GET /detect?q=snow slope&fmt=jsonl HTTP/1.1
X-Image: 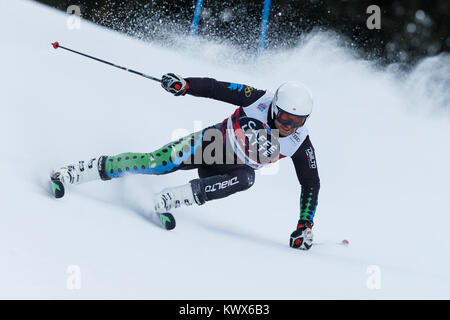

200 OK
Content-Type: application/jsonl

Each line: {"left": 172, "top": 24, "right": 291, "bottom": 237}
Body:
{"left": 1, "top": 0, "right": 449, "bottom": 299}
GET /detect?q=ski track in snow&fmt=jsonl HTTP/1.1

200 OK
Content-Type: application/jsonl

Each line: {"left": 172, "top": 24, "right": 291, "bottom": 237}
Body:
{"left": 0, "top": 0, "right": 449, "bottom": 299}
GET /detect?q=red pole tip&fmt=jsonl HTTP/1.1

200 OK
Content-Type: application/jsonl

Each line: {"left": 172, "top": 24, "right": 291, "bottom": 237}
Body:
{"left": 52, "top": 42, "right": 59, "bottom": 49}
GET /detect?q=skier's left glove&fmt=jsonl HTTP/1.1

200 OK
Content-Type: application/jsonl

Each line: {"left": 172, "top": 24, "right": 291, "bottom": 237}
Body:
{"left": 161, "top": 73, "right": 189, "bottom": 96}
{"left": 289, "top": 220, "right": 313, "bottom": 250}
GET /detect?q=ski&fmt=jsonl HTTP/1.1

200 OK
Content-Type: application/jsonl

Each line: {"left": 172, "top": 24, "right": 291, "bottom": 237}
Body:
{"left": 157, "top": 212, "right": 176, "bottom": 230}
{"left": 50, "top": 173, "right": 65, "bottom": 199}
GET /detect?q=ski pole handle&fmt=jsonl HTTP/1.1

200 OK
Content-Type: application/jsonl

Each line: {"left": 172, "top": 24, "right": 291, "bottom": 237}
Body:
{"left": 51, "top": 42, "right": 161, "bottom": 83}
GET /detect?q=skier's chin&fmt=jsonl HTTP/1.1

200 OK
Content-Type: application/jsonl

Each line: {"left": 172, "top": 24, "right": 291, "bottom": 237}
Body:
{"left": 275, "top": 121, "right": 296, "bottom": 137}
{"left": 280, "top": 129, "right": 294, "bottom": 137}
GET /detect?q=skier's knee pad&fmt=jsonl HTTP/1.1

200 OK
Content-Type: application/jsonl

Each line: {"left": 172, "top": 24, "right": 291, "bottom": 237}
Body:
{"left": 198, "top": 165, "right": 255, "bottom": 188}
{"left": 191, "top": 166, "right": 255, "bottom": 202}
{"left": 234, "top": 166, "right": 255, "bottom": 191}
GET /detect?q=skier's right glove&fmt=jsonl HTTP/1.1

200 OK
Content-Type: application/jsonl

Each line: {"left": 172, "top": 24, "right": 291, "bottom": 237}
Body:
{"left": 289, "top": 220, "right": 313, "bottom": 250}
{"left": 161, "top": 73, "right": 189, "bottom": 96}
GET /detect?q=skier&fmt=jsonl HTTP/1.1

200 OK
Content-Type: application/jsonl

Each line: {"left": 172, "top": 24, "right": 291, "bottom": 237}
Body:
{"left": 51, "top": 74, "right": 320, "bottom": 250}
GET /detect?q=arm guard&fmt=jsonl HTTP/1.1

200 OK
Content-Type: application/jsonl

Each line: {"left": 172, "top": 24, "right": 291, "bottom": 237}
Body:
{"left": 185, "top": 77, "right": 266, "bottom": 107}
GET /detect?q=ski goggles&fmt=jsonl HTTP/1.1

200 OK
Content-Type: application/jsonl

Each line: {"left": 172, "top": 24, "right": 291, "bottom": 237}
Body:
{"left": 275, "top": 108, "right": 308, "bottom": 128}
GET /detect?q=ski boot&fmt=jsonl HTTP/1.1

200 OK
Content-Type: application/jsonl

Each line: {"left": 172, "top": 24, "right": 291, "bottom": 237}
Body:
{"left": 154, "top": 180, "right": 205, "bottom": 213}
{"left": 50, "top": 157, "right": 105, "bottom": 198}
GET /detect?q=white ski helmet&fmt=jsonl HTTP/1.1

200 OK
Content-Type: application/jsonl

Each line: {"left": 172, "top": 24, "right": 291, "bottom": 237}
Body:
{"left": 271, "top": 81, "right": 314, "bottom": 119}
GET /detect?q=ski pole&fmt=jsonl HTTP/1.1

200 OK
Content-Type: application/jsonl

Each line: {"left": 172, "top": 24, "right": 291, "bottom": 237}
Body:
{"left": 51, "top": 42, "right": 161, "bottom": 82}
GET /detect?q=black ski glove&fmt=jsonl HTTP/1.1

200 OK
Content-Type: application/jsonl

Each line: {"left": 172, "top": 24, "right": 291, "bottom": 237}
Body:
{"left": 161, "top": 73, "right": 189, "bottom": 96}
{"left": 289, "top": 220, "right": 314, "bottom": 250}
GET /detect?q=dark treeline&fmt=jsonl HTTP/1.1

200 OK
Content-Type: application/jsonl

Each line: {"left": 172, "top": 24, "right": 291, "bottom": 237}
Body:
{"left": 35, "top": 0, "right": 449, "bottom": 63}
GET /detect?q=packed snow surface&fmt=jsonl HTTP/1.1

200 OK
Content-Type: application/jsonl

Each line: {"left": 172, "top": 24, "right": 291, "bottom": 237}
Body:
{"left": 0, "top": 0, "right": 449, "bottom": 299}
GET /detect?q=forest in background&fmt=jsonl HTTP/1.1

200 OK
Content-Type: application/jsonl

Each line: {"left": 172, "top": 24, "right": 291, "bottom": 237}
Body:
{"left": 34, "top": 0, "right": 450, "bottom": 63}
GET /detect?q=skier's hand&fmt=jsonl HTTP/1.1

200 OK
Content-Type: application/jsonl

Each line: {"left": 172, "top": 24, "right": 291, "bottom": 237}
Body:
{"left": 161, "top": 73, "right": 189, "bottom": 96}
{"left": 289, "top": 220, "right": 313, "bottom": 250}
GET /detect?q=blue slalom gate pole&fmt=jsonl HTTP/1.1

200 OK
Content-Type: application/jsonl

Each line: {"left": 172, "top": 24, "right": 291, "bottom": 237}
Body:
{"left": 190, "top": 0, "right": 204, "bottom": 36}
{"left": 257, "top": 0, "right": 271, "bottom": 57}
